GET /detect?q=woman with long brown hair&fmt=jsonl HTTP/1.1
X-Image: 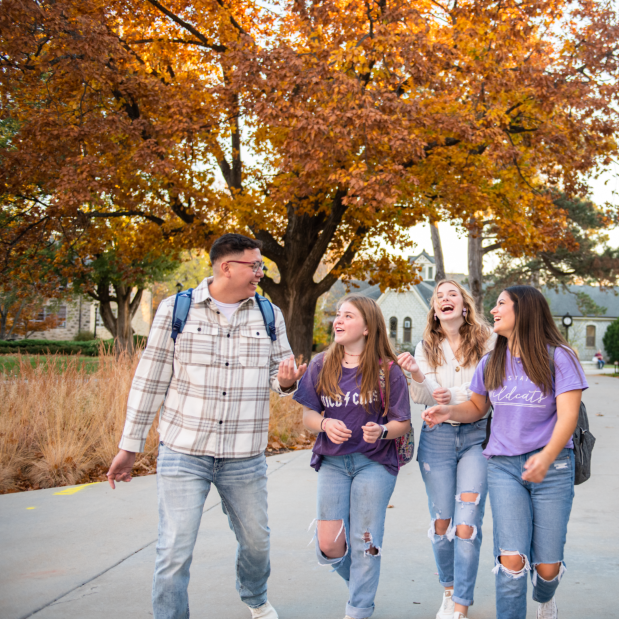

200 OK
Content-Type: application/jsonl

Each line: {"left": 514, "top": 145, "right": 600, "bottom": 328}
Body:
{"left": 294, "top": 295, "right": 411, "bottom": 619}
{"left": 423, "top": 286, "right": 588, "bottom": 619}
{"left": 397, "top": 279, "right": 494, "bottom": 619}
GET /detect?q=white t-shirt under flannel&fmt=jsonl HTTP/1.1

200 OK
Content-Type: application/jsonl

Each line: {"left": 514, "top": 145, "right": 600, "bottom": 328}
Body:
{"left": 119, "top": 277, "right": 296, "bottom": 458}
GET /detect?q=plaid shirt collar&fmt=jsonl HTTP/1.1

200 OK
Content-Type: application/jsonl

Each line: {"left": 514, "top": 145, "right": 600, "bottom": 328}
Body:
{"left": 193, "top": 276, "right": 257, "bottom": 310}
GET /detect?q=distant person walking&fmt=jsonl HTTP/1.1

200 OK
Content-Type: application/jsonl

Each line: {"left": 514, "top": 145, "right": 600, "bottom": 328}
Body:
{"left": 424, "top": 286, "right": 587, "bottom": 619}
{"left": 295, "top": 295, "right": 412, "bottom": 619}
{"left": 106, "top": 233, "right": 306, "bottom": 619}
{"left": 397, "top": 280, "right": 494, "bottom": 619}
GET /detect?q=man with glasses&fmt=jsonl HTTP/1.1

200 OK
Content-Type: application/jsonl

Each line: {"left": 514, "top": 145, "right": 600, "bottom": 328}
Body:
{"left": 107, "top": 233, "right": 307, "bottom": 619}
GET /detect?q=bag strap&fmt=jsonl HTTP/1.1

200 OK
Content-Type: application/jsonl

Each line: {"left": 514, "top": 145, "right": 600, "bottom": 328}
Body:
{"left": 171, "top": 288, "right": 194, "bottom": 342}
{"left": 255, "top": 293, "right": 277, "bottom": 342}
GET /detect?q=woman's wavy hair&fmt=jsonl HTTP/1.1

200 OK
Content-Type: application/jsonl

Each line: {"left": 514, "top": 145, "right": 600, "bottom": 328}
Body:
{"left": 423, "top": 279, "right": 492, "bottom": 370}
{"left": 485, "top": 286, "right": 580, "bottom": 395}
{"left": 316, "top": 294, "right": 398, "bottom": 416}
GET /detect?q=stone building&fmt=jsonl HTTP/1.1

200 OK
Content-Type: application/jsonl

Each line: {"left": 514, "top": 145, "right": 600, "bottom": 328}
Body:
{"left": 21, "top": 291, "right": 153, "bottom": 341}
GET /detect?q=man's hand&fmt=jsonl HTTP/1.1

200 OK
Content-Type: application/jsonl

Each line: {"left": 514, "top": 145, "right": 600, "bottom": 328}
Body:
{"left": 432, "top": 388, "right": 452, "bottom": 405}
{"left": 362, "top": 421, "right": 383, "bottom": 444}
{"left": 277, "top": 354, "right": 307, "bottom": 390}
{"left": 107, "top": 450, "right": 137, "bottom": 489}
{"left": 522, "top": 451, "right": 553, "bottom": 483}
{"left": 422, "top": 405, "right": 451, "bottom": 428}
{"left": 323, "top": 418, "right": 352, "bottom": 444}
{"left": 397, "top": 352, "right": 420, "bottom": 375}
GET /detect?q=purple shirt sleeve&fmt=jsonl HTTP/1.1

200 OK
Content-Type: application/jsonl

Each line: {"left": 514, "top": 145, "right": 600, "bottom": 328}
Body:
{"left": 553, "top": 346, "right": 588, "bottom": 395}
{"left": 293, "top": 355, "right": 324, "bottom": 412}
{"left": 469, "top": 355, "right": 489, "bottom": 397}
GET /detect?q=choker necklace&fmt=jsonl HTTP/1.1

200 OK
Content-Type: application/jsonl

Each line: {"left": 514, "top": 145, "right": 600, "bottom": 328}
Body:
{"left": 343, "top": 350, "right": 361, "bottom": 365}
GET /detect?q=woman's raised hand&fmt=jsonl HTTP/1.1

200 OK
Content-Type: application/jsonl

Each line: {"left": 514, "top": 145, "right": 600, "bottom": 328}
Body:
{"left": 323, "top": 418, "right": 353, "bottom": 444}
{"left": 422, "top": 405, "right": 451, "bottom": 428}
{"left": 432, "top": 387, "right": 452, "bottom": 405}
{"left": 397, "top": 352, "right": 420, "bottom": 375}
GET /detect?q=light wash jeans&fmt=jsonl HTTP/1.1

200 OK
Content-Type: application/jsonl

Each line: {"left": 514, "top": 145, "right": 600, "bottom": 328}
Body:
{"left": 315, "top": 453, "right": 397, "bottom": 619}
{"left": 152, "top": 443, "right": 270, "bottom": 619}
{"left": 488, "top": 447, "right": 575, "bottom": 619}
{"left": 417, "top": 419, "right": 488, "bottom": 607}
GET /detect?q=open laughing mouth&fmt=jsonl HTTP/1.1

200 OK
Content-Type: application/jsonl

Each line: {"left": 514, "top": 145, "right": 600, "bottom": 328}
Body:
{"left": 440, "top": 303, "right": 454, "bottom": 315}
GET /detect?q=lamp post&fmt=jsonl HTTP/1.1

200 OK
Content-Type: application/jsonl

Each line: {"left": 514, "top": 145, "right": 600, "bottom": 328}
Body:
{"left": 562, "top": 313, "right": 573, "bottom": 343}
{"left": 93, "top": 302, "right": 99, "bottom": 338}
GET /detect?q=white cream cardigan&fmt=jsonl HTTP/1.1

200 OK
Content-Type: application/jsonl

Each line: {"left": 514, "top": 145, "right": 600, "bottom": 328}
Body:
{"left": 409, "top": 337, "right": 495, "bottom": 418}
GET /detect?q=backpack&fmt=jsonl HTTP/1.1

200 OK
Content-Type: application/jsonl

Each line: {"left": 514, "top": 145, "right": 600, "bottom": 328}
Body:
{"left": 378, "top": 362, "right": 415, "bottom": 467}
{"left": 481, "top": 346, "right": 594, "bottom": 485}
{"left": 170, "top": 289, "right": 277, "bottom": 342}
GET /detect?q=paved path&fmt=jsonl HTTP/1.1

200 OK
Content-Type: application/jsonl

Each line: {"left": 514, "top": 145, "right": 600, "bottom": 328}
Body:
{"left": 1, "top": 376, "right": 617, "bottom": 619}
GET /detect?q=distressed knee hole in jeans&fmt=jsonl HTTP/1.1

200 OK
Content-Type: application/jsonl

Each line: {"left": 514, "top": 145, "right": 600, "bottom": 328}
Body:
{"left": 453, "top": 523, "right": 477, "bottom": 541}
{"left": 532, "top": 562, "right": 566, "bottom": 586}
{"left": 428, "top": 517, "right": 453, "bottom": 542}
{"left": 456, "top": 491, "right": 481, "bottom": 506}
{"left": 363, "top": 530, "right": 380, "bottom": 557}
{"left": 315, "top": 519, "right": 347, "bottom": 560}
{"left": 492, "top": 550, "right": 530, "bottom": 579}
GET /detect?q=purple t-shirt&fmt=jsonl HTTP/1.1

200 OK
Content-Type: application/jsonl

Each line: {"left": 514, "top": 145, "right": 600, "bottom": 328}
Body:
{"left": 293, "top": 353, "right": 411, "bottom": 475}
{"left": 469, "top": 346, "right": 588, "bottom": 458}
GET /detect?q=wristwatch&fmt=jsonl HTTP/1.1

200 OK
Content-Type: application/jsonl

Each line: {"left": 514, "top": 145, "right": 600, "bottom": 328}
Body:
{"left": 379, "top": 425, "right": 389, "bottom": 440}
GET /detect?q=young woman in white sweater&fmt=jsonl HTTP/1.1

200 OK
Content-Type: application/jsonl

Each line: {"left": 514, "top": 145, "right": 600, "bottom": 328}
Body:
{"left": 398, "top": 280, "right": 494, "bottom": 619}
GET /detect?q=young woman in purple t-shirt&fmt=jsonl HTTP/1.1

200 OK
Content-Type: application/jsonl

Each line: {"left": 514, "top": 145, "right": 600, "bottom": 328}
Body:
{"left": 424, "top": 286, "right": 587, "bottom": 619}
{"left": 294, "top": 295, "right": 412, "bottom": 619}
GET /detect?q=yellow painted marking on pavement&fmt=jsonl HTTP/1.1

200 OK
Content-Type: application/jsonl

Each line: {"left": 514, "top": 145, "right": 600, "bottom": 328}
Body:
{"left": 27, "top": 507, "right": 37, "bottom": 510}
{"left": 53, "top": 483, "right": 98, "bottom": 496}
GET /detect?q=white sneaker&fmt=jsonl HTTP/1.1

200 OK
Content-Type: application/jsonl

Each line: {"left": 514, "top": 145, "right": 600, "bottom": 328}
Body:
{"left": 250, "top": 601, "right": 278, "bottom": 619}
{"left": 436, "top": 589, "right": 455, "bottom": 619}
{"left": 537, "top": 597, "right": 558, "bottom": 619}
{"left": 344, "top": 616, "right": 370, "bottom": 619}
{"left": 454, "top": 613, "right": 468, "bottom": 619}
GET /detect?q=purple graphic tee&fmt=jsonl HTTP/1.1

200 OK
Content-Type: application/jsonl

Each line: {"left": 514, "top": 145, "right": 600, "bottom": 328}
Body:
{"left": 293, "top": 353, "right": 411, "bottom": 475}
{"left": 469, "top": 346, "right": 588, "bottom": 458}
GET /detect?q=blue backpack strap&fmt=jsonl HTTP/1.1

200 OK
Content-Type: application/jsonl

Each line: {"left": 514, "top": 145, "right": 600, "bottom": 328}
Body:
{"left": 171, "top": 288, "right": 194, "bottom": 342}
{"left": 254, "top": 293, "right": 277, "bottom": 341}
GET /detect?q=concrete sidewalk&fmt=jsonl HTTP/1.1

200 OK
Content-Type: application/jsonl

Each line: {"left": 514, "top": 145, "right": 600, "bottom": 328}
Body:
{"left": 1, "top": 376, "right": 617, "bottom": 619}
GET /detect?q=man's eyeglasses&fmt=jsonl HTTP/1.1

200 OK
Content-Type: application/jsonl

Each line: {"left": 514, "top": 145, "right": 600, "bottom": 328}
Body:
{"left": 225, "top": 260, "right": 267, "bottom": 274}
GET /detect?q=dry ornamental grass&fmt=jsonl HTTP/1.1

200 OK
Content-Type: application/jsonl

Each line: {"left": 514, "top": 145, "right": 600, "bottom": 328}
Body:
{"left": 0, "top": 349, "right": 313, "bottom": 493}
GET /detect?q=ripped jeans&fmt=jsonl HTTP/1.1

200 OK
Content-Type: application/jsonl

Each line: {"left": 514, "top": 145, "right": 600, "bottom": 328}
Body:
{"left": 418, "top": 419, "right": 488, "bottom": 607}
{"left": 315, "top": 453, "right": 397, "bottom": 619}
{"left": 488, "top": 448, "right": 575, "bottom": 619}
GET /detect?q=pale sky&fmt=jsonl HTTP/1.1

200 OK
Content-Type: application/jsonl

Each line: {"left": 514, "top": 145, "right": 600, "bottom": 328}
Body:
{"left": 404, "top": 166, "right": 619, "bottom": 275}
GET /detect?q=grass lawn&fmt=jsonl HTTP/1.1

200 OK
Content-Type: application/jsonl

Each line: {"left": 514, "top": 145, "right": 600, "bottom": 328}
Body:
{"left": 0, "top": 355, "right": 100, "bottom": 375}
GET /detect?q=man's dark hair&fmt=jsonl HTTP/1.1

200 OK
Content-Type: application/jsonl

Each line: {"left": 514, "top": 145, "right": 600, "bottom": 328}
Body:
{"left": 209, "top": 233, "right": 263, "bottom": 264}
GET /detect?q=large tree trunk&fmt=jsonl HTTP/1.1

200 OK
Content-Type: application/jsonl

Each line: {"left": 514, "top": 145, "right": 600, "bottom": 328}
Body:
{"left": 256, "top": 191, "right": 364, "bottom": 363}
{"left": 468, "top": 219, "right": 484, "bottom": 314}
{"left": 92, "top": 280, "right": 143, "bottom": 354}
{"left": 430, "top": 222, "right": 446, "bottom": 281}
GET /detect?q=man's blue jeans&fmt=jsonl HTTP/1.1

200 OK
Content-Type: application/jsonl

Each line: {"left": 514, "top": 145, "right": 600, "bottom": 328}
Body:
{"left": 417, "top": 420, "right": 488, "bottom": 607}
{"left": 152, "top": 444, "right": 270, "bottom": 619}
{"left": 314, "top": 453, "right": 397, "bottom": 619}
{"left": 488, "top": 448, "right": 575, "bottom": 619}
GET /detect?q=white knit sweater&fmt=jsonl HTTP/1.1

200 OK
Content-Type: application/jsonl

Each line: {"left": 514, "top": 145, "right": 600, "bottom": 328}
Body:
{"left": 409, "top": 337, "right": 495, "bottom": 418}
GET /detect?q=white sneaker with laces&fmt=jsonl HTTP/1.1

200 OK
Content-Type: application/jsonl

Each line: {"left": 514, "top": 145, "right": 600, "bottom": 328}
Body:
{"left": 250, "top": 601, "right": 278, "bottom": 619}
{"left": 537, "top": 597, "right": 558, "bottom": 619}
{"left": 454, "top": 613, "right": 468, "bottom": 619}
{"left": 436, "top": 589, "right": 455, "bottom": 619}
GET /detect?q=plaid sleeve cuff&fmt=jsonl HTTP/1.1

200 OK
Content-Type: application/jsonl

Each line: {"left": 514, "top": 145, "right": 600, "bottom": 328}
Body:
{"left": 118, "top": 435, "right": 147, "bottom": 453}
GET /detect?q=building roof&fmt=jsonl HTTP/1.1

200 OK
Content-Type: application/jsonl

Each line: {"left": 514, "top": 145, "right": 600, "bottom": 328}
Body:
{"left": 408, "top": 250, "right": 435, "bottom": 265}
{"left": 544, "top": 285, "right": 619, "bottom": 319}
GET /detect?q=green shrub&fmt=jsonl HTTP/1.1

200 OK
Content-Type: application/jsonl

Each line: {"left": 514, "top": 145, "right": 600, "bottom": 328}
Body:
{"left": 0, "top": 334, "right": 146, "bottom": 356}
{"left": 73, "top": 331, "right": 96, "bottom": 342}
{"left": 603, "top": 318, "right": 619, "bottom": 363}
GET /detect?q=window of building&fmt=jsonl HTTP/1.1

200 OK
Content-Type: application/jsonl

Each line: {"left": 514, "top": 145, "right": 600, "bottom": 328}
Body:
{"left": 586, "top": 325, "right": 596, "bottom": 348}
{"left": 34, "top": 305, "right": 67, "bottom": 328}
{"left": 424, "top": 265, "right": 434, "bottom": 280}
{"left": 403, "top": 317, "right": 412, "bottom": 342}
{"left": 389, "top": 317, "right": 398, "bottom": 340}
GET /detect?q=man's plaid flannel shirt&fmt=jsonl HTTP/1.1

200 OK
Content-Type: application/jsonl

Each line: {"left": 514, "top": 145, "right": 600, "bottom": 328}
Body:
{"left": 119, "top": 278, "right": 297, "bottom": 458}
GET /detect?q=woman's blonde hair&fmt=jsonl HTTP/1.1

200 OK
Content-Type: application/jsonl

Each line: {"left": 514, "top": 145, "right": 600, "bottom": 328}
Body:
{"left": 316, "top": 294, "right": 398, "bottom": 416}
{"left": 423, "top": 279, "right": 492, "bottom": 369}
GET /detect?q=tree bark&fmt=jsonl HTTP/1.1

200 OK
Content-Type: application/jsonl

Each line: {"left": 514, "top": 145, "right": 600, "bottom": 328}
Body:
{"left": 90, "top": 280, "right": 144, "bottom": 354}
{"left": 430, "top": 222, "right": 446, "bottom": 281}
{"left": 468, "top": 219, "right": 484, "bottom": 314}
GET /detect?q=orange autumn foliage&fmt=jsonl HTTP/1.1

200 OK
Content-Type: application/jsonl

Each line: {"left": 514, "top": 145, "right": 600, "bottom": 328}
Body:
{"left": 1, "top": 0, "right": 618, "bottom": 359}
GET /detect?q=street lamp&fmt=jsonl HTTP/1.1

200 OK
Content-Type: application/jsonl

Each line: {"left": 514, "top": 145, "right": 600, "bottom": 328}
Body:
{"left": 562, "top": 313, "right": 573, "bottom": 343}
{"left": 176, "top": 282, "right": 183, "bottom": 294}
{"left": 93, "top": 302, "right": 99, "bottom": 338}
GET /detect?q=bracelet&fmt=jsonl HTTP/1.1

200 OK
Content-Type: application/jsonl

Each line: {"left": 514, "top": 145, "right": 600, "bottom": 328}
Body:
{"left": 320, "top": 417, "right": 330, "bottom": 432}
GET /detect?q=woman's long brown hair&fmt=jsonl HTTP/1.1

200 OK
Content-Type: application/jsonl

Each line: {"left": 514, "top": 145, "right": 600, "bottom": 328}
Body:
{"left": 485, "top": 285, "right": 580, "bottom": 395}
{"left": 423, "top": 280, "right": 492, "bottom": 370}
{"left": 316, "top": 295, "right": 398, "bottom": 416}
